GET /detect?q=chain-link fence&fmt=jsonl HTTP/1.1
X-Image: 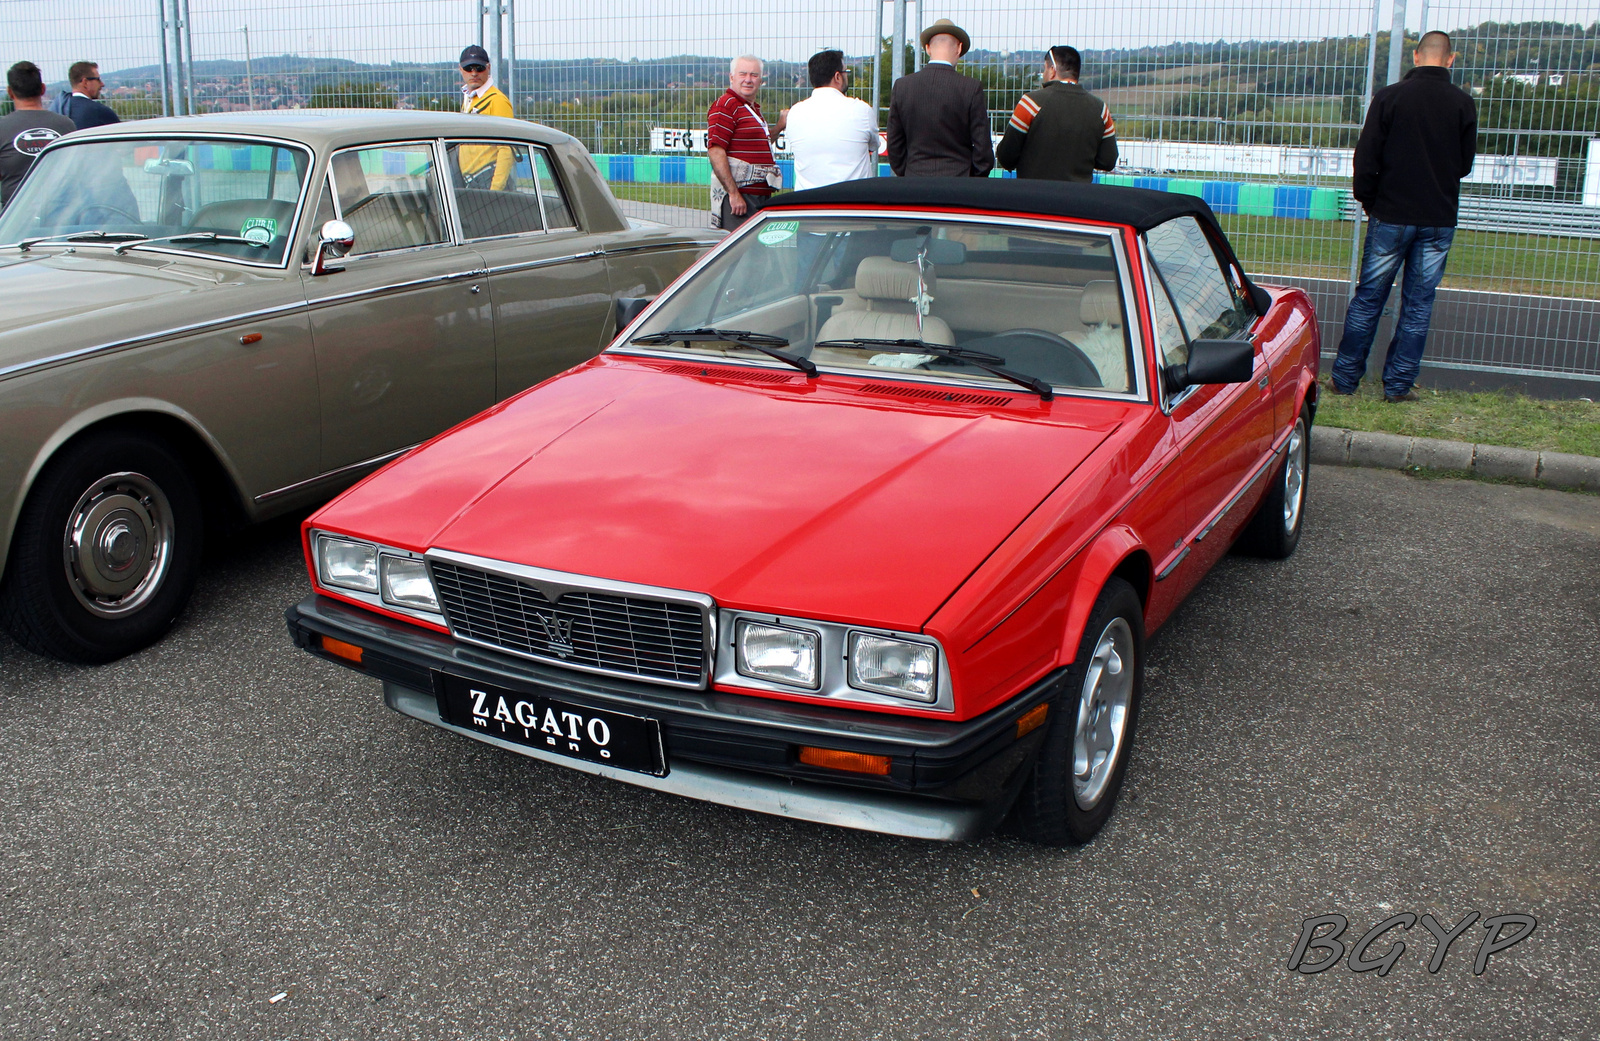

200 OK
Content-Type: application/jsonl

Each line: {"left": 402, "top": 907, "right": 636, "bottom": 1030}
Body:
{"left": 8, "top": 0, "right": 1600, "bottom": 380}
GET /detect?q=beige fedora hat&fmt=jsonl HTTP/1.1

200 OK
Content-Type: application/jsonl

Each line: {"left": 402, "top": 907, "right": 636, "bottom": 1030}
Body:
{"left": 919, "top": 18, "right": 971, "bottom": 56}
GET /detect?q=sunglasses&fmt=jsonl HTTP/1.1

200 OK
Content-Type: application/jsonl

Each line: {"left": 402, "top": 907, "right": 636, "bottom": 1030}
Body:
{"left": 461, "top": 64, "right": 487, "bottom": 73}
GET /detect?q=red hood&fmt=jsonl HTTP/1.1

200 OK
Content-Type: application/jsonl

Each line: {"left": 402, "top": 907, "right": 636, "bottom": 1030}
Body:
{"left": 315, "top": 356, "right": 1127, "bottom": 630}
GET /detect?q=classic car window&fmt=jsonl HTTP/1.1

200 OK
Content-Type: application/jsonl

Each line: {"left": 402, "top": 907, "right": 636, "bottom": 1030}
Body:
{"left": 1149, "top": 271, "right": 1189, "bottom": 370}
{"left": 626, "top": 215, "right": 1135, "bottom": 395}
{"left": 531, "top": 149, "right": 577, "bottom": 230}
{"left": 445, "top": 142, "right": 545, "bottom": 239}
{"left": 328, "top": 143, "right": 448, "bottom": 256}
{"left": 0, "top": 136, "right": 310, "bottom": 265}
{"left": 1144, "top": 217, "right": 1250, "bottom": 342}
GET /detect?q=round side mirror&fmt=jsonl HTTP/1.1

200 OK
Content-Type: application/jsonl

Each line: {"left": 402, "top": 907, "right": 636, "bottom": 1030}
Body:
{"left": 320, "top": 219, "right": 355, "bottom": 257}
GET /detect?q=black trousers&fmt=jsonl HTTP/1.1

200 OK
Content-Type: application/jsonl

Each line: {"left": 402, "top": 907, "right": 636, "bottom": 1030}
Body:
{"left": 717, "top": 192, "right": 768, "bottom": 231}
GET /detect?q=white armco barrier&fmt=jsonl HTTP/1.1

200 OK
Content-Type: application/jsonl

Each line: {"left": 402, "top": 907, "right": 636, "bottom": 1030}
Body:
{"left": 1112, "top": 139, "right": 1559, "bottom": 187}
{"left": 1585, "top": 139, "right": 1600, "bottom": 207}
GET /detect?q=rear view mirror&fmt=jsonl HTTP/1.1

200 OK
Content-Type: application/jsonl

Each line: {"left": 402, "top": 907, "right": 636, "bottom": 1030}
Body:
{"left": 614, "top": 296, "right": 654, "bottom": 329}
{"left": 142, "top": 157, "right": 194, "bottom": 177}
{"left": 1164, "top": 338, "right": 1254, "bottom": 392}
{"left": 890, "top": 238, "right": 966, "bottom": 265}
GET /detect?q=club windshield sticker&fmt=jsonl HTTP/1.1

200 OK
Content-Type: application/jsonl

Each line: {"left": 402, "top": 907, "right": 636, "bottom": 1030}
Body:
{"left": 757, "top": 221, "right": 799, "bottom": 246}
{"left": 240, "top": 218, "right": 278, "bottom": 245}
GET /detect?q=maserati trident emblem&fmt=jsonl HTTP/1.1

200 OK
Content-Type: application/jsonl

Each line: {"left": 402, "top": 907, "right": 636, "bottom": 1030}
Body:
{"left": 532, "top": 609, "right": 575, "bottom": 657}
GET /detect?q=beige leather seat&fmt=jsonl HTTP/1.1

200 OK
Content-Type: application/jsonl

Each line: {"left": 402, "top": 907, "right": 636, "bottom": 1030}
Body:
{"left": 1072, "top": 280, "right": 1130, "bottom": 391}
{"left": 1078, "top": 280, "right": 1122, "bottom": 331}
{"left": 817, "top": 256, "right": 955, "bottom": 346}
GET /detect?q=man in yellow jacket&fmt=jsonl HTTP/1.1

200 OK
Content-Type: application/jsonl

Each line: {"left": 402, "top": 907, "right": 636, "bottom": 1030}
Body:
{"left": 457, "top": 44, "right": 513, "bottom": 189}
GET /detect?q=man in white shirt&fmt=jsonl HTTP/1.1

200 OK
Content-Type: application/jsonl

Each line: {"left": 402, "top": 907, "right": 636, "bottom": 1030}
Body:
{"left": 784, "top": 50, "right": 881, "bottom": 190}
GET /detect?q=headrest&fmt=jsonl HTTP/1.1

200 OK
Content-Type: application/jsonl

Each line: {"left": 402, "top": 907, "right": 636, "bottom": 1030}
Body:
{"left": 855, "top": 256, "right": 936, "bottom": 302}
{"left": 1080, "top": 280, "right": 1122, "bottom": 327}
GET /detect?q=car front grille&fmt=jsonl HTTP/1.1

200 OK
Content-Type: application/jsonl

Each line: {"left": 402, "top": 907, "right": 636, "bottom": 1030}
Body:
{"left": 429, "top": 558, "right": 708, "bottom": 687}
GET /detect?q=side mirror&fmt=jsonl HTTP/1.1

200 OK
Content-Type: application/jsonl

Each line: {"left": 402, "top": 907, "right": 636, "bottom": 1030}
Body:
{"left": 310, "top": 219, "right": 355, "bottom": 276}
{"left": 614, "top": 296, "right": 654, "bottom": 330}
{"left": 1164, "top": 338, "right": 1254, "bottom": 392}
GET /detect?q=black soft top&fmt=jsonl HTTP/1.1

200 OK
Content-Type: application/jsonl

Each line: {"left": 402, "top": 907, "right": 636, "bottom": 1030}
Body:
{"left": 770, "top": 177, "right": 1272, "bottom": 314}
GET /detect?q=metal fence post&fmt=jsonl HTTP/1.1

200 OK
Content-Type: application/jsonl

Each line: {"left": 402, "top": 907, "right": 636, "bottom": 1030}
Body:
{"left": 872, "top": 0, "right": 883, "bottom": 132}
{"left": 1386, "top": 0, "right": 1408, "bottom": 87}
{"left": 912, "top": 0, "right": 922, "bottom": 73}
{"left": 486, "top": 0, "right": 502, "bottom": 90}
{"left": 181, "top": 0, "right": 195, "bottom": 114}
{"left": 157, "top": 0, "right": 172, "bottom": 117}
{"left": 505, "top": 0, "right": 516, "bottom": 114}
{"left": 891, "top": 0, "right": 906, "bottom": 84}
{"left": 1347, "top": 0, "right": 1383, "bottom": 294}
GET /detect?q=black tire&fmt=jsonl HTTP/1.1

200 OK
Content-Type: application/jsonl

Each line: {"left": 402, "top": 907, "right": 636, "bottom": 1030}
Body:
{"left": 0, "top": 432, "right": 203, "bottom": 663}
{"left": 1237, "top": 406, "right": 1310, "bottom": 559}
{"left": 1007, "top": 577, "right": 1145, "bottom": 846}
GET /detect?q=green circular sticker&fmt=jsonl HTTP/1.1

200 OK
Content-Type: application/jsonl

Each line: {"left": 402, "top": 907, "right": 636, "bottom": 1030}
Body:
{"left": 757, "top": 221, "right": 799, "bottom": 246}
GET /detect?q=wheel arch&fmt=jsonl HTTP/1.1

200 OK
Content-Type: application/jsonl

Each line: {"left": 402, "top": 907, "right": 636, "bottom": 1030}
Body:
{"left": 1058, "top": 525, "right": 1151, "bottom": 665}
{"left": 1, "top": 402, "right": 250, "bottom": 581}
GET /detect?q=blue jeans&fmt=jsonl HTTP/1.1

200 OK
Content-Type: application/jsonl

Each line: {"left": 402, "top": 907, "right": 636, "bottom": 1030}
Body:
{"left": 1332, "top": 220, "right": 1456, "bottom": 397}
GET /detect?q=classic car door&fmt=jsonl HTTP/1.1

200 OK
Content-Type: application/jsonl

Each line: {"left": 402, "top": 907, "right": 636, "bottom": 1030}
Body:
{"left": 1144, "top": 216, "right": 1274, "bottom": 595}
{"left": 300, "top": 141, "right": 495, "bottom": 472}
{"left": 443, "top": 141, "right": 615, "bottom": 398}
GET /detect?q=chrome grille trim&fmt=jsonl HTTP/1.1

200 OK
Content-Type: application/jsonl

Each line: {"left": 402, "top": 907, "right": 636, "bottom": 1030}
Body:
{"left": 424, "top": 549, "right": 715, "bottom": 688}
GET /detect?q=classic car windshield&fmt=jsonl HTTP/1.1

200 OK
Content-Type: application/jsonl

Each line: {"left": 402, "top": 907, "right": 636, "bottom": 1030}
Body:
{"left": 0, "top": 137, "right": 310, "bottom": 265}
{"left": 628, "top": 215, "right": 1136, "bottom": 394}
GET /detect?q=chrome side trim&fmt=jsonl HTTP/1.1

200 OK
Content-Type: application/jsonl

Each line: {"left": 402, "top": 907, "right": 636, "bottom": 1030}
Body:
{"left": 1194, "top": 439, "right": 1285, "bottom": 543}
{"left": 1156, "top": 546, "right": 1191, "bottom": 582}
{"left": 0, "top": 300, "right": 313, "bottom": 382}
{"left": 384, "top": 681, "right": 990, "bottom": 841}
{"left": 423, "top": 548, "right": 717, "bottom": 690}
{"left": 303, "top": 270, "right": 488, "bottom": 310}
{"left": 484, "top": 251, "right": 602, "bottom": 276}
{"left": 600, "top": 242, "right": 700, "bottom": 259}
{"left": 253, "top": 443, "right": 419, "bottom": 504}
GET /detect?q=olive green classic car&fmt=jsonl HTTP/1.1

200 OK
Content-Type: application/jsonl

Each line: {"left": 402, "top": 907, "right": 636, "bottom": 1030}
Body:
{"left": 0, "top": 111, "right": 717, "bottom": 663}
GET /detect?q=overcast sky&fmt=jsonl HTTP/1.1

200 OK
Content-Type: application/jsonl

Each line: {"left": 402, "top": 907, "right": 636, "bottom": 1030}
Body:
{"left": 9, "top": 0, "right": 1596, "bottom": 78}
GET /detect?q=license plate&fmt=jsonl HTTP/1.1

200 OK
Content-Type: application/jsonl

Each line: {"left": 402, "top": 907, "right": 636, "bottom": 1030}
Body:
{"left": 436, "top": 674, "right": 667, "bottom": 776}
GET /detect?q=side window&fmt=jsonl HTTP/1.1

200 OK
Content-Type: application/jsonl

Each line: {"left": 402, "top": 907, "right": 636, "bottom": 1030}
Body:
{"left": 446, "top": 141, "right": 545, "bottom": 239}
{"left": 531, "top": 149, "right": 577, "bottom": 230}
{"left": 328, "top": 143, "right": 447, "bottom": 256}
{"left": 1145, "top": 216, "right": 1249, "bottom": 342}
{"left": 1149, "top": 272, "right": 1189, "bottom": 370}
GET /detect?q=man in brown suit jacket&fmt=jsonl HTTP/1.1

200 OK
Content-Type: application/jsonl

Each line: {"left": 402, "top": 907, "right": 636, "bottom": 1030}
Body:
{"left": 886, "top": 19, "right": 994, "bottom": 178}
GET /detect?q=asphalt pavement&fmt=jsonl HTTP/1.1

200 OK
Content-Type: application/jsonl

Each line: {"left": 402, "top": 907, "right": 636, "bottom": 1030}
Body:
{"left": 2, "top": 465, "right": 1597, "bottom": 1040}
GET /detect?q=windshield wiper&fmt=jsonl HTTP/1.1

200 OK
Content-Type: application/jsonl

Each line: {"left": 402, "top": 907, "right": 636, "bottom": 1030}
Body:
{"left": 15, "top": 231, "right": 149, "bottom": 251}
{"left": 813, "top": 337, "right": 1054, "bottom": 400}
{"left": 631, "top": 327, "right": 817, "bottom": 377}
{"left": 114, "top": 232, "right": 269, "bottom": 256}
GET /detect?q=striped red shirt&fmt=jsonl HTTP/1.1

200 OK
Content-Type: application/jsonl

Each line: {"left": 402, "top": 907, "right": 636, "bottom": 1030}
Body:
{"left": 707, "top": 89, "right": 776, "bottom": 195}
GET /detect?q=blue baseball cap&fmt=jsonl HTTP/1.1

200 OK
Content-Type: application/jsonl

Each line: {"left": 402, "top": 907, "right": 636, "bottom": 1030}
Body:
{"left": 459, "top": 45, "right": 490, "bottom": 67}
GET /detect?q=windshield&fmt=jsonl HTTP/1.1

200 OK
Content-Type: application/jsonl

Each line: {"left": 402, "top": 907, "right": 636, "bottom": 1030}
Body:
{"left": 0, "top": 137, "right": 310, "bottom": 265}
{"left": 627, "top": 215, "right": 1136, "bottom": 395}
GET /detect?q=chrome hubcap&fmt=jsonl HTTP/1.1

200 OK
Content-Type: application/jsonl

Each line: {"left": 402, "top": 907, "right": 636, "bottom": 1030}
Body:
{"left": 62, "top": 472, "right": 174, "bottom": 617}
{"left": 1282, "top": 422, "right": 1306, "bottom": 533}
{"left": 1073, "top": 616, "right": 1135, "bottom": 809}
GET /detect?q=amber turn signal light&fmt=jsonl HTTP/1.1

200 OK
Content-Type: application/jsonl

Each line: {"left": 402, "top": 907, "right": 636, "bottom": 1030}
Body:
{"left": 798, "top": 746, "right": 892, "bottom": 776}
{"left": 319, "top": 635, "right": 364, "bottom": 665}
{"left": 1016, "top": 702, "right": 1049, "bottom": 738}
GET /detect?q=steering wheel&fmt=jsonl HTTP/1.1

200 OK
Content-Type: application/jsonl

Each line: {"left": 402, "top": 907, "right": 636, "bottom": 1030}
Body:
{"left": 74, "top": 203, "right": 142, "bottom": 225}
{"left": 961, "top": 328, "right": 1104, "bottom": 389}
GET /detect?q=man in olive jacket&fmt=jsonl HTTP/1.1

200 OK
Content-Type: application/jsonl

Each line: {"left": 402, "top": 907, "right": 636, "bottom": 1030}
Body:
{"left": 886, "top": 19, "right": 993, "bottom": 178}
{"left": 996, "top": 46, "right": 1117, "bottom": 182}
{"left": 1330, "top": 31, "right": 1477, "bottom": 402}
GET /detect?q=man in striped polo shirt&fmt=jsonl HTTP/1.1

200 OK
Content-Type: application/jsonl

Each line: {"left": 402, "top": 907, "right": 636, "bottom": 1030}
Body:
{"left": 707, "top": 55, "right": 784, "bottom": 231}
{"left": 996, "top": 46, "right": 1118, "bottom": 183}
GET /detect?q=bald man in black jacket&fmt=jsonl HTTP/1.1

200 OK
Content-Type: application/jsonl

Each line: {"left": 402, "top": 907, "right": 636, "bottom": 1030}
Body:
{"left": 886, "top": 20, "right": 993, "bottom": 178}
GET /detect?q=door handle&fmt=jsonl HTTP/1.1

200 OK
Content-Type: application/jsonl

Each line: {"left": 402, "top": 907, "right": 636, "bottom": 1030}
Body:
{"left": 1257, "top": 374, "right": 1269, "bottom": 390}
{"left": 470, "top": 284, "right": 481, "bottom": 294}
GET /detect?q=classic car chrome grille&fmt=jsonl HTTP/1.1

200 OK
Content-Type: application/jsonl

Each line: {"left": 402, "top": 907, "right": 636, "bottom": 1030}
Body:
{"left": 429, "top": 560, "right": 708, "bottom": 686}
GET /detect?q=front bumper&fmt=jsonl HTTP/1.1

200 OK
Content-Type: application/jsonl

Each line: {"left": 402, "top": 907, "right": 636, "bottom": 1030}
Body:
{"left": 286, "top": 594, "right": 1062, "bottom": 841}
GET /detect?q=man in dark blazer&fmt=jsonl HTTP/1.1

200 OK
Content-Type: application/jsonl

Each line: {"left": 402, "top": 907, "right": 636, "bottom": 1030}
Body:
{"left": 886, "top": 19, "right": 993, "bottom": 178}
{"left": 52, "top": 62, "right": 121, "bottom": 130}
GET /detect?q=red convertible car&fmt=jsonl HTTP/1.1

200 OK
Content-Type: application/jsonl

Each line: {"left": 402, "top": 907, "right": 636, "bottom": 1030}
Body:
{"left": 287, "top": 179, "right": 1319, "bottom": 845}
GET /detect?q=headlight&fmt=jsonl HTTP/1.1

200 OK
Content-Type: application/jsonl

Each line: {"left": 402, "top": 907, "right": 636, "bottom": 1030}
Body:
{"left": 848, "top": 633, "right": 938, "bottom": 703}
{"left": 380, "top": 554, "right": 440, "bottom": 612}
{"left": 735, "top": 620, "right": 820, "bottom": 689}
{"left": 318, "top": 535, "right": 377, "bottom": 593}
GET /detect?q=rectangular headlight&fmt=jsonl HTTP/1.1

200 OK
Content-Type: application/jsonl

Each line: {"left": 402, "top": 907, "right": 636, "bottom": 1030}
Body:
{"left": 848, "top": 632, "right": 938, "bottom": 703}
{"left": 380, "top": 554, "right": 440, "bottom": 612}
{"left": 735, "top": 620, "right": 820, "bottom": 689}
{"left": 318, "top": 535, "right": 378, "bottom": 593}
